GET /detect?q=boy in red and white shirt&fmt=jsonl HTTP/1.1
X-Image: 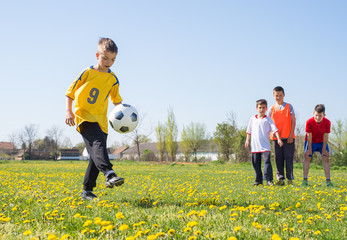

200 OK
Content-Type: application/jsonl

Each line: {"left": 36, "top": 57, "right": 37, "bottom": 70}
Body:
{"left": 302, "top": 104, "right": 333, "bottom": 187}
{"left": 245, "top": 99, "right": 283, "bottom": 186}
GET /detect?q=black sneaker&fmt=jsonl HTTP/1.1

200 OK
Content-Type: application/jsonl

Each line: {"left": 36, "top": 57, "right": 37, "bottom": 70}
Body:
{"left": 81, "top": 190, "right": 97, "bottom": 200}
{"left": 105, "top": 173, "right": 124, "bottom": 188}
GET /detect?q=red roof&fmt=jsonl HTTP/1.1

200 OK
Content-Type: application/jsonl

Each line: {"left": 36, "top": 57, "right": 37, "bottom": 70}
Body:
{"left": 0, "top": 142, "right": 14, "bottom": 149}
{"left": 112, "top": 146, "right": 129, "bottom": 154}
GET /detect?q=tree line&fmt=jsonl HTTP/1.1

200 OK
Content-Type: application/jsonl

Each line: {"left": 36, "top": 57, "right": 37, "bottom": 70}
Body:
{"left": 154, "top": 109, "right": 347, "bottom": 166}
{"left": 2, "top": 109, "right": 347, "bottom": 166}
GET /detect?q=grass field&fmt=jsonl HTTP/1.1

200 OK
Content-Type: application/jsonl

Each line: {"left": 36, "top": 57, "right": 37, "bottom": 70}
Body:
{"left": 0, "top": 160, "right": 346, "bottom": 240}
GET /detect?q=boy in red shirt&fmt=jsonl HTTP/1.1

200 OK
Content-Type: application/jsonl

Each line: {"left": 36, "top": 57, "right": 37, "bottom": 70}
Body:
{"left": 302, "top": 104, "right": 333, "bottom": 187}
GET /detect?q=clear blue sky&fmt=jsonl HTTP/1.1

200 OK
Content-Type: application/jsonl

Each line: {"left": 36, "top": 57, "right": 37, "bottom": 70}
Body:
{"left": 1, "top": 0, "right": 346, "bottom": 147}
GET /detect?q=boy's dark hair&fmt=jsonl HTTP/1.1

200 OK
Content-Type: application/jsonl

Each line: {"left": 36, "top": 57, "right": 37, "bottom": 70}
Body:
{"left": 98, "top": 38, "right": 118, "bottom": 53}
{"left": 256, "top": 99, "right": 267, "bottom": 107}
{"left": 315, "top": 104, "right": 325, "bottom": 114}
{"left": 273, "top": 86, "right": 285, "bottom": 94}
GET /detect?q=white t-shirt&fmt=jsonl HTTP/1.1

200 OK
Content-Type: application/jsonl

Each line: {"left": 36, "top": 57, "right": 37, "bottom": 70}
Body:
{"left": 246, "top": 115, "right": 278, "bottom": 153}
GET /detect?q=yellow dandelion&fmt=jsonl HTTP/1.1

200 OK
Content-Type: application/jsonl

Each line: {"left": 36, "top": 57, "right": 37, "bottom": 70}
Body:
{"left": 289, "top": 238, "right": 299, "bottom": 240}
{"left": 184, "top": 227, "right": 192, "bottom": 232}
{"left": 188, "top": 236, "right": 197, "bottom": 240}
{"left": 194, "top": 230, "right": 202, "bottom": 235}
{"left": 147, "top": 235, "right": 157, "bottom": 240}
{"left": 314, "top": 230, "right": 322, "bottom": 235}
{"left": 116, "top": 212, "right": 124, "bottom": 219}
{"left": 119, "top": 224, "right": 129, "bottom": 231}
{"left": 234, "top": 226, "right": 241, "bottom": 232}
{"left": 60, "top": 234, "right": 71, "bottom": 240}
{"left": 168, "top": 229, "right": 175, "bottom": 235}
{"left": 198, "top": 210, "right": 207, "bottom": 217}
{"left": 228, "top": 237, "right": 237, "bottom": 240}
{"left": 219, "top": 205, "right": 227, "bottom": 210}
{"left": 106, "top": 225, "right": 114, "bottom": 231}
{"left": 47, "top": 234, "right": 57, "bottom": 240}
{"left": 295, "top": 202, "right": 301, "bottom": 208}
{"left": 23, "top": 230, "right": 32, "bottom": 236}
{"left": 187, "top": 221, "right": 198, "bottom": 227}
{"left": 156, "top": 232, "right": 165, "bottom": 237}
{"left": 83, "top": 220, "right": 93, "bottom": 227}
{"left": 271, "top": 234, "right": 281, "bottom": 240}
{"left": 152, "top": 224, "right": 159, "bottom": 228}
{"left": 126, "top": 237, "right": 135, "bottom": 240}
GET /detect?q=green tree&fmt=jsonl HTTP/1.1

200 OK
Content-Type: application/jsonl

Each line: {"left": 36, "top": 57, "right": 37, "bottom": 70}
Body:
{"left": 213, "top": 122, "right": 237, "bottom": 162}
{"left": 155, "top": 122, "right": 167, "bottom": 161}
{"left": 165, "top": 107, "right": 178, "bottom": 162}
{"left": 294, "top": 123, "right": 306, "bottom": 163}
{"left": 74, "top": 142, "right": 85, "bottom": 155}
{"left": 233, "top": 127, "right": 250, "bottom": 162}
{"left": 330, "top": 120, "right": 347, "bottom": 166}
{"left": 180, "top": 128, "right": 191, "bottom": 162}
{"left": 181, "top": 122, "right": 207, "bottom": 162}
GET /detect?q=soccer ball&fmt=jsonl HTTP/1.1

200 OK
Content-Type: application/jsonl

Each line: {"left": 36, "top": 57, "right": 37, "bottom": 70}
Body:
{"left": 109, "top": 104, "right": 139, "bottom": 133}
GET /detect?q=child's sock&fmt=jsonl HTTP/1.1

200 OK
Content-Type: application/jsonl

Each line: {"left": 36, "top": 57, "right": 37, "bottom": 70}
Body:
{"left": 105, "top": 170, "right": 115, "bottom": 178}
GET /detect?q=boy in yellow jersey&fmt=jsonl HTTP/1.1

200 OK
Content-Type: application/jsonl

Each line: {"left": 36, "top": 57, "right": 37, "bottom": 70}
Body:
{"left": 268, "top": 86, "right": 296, "bottom": 186}
{"left": 65, "top": 38, "right": 124, "bottom": 200}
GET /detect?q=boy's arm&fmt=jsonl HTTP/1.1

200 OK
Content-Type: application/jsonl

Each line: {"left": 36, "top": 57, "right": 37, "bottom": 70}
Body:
{"left": 245, "top": 133, "right": 250, "bottom": 148}
{"left": 65, "top": 96, "right": 75, "bottom": 126}
{"left": 322, "top": 133, "right": 329, "bottom": 156}
{"left": 288, "top": 113, "right": 296, "bottom": 143}
{"left": 274, "top": 132, "right": 283, "bottom": 147}
{"left": 114, "top": 102, "right": 122, "bottom": 107}
{"left": 306, "top": 132, "right": 312, "bottom": 157}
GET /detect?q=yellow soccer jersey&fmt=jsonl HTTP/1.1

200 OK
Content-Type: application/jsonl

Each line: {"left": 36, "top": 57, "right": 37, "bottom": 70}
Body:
{"left": 66, "top": 66, "right": 122, "bottom": 134}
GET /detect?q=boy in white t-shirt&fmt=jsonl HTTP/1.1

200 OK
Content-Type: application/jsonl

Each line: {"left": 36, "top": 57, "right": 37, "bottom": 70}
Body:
{"left": 245, "top": 99, "right": 283, "bottom": 185}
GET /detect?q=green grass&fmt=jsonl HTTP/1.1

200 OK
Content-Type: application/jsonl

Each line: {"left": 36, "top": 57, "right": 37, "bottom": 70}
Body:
{"left": 0, "top": 160, "right": 346, "bottom": 240}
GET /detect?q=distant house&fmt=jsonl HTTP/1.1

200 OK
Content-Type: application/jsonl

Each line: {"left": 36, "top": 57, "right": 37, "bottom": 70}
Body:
{"left": 112, "top": 146, "right": 129, "bottom": 159}
{"left": 58, "top": 148, "right": 81, "bottom": 160}
{"left": 0, "top": 142, "right": 21, "bottom": 160}
{"left": 122, "top": 143, "right": 158, "bottom": 161}
{"left": 82, "top": 147, "right": 117, "bottom": 160}
{"left": 0, "top": 142, "right": 14, "bottom": 150}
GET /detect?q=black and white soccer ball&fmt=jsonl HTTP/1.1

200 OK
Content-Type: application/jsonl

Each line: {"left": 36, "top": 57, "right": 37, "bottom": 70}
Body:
{"left": 109, "top": 104, "right": 139, "bottom": 133}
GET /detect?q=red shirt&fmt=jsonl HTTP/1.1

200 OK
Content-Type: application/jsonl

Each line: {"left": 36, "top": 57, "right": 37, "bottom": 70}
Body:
{"left": 305, "top": 117, "right": 331, "bottom": 143}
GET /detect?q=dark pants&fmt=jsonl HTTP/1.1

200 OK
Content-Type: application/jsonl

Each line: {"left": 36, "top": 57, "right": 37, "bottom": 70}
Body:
{"left": 252, "top": 152, "right": 273, "bottom": 183}
{"left": 79, "top": 122, "right": 113, "bottom": 191}
{"left": 274, "top": 139, "right": 295, "bottom": 180}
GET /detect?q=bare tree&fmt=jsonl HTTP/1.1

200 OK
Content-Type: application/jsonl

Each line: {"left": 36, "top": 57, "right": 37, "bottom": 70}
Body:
{"left": 126, "top": 112, "right": 152, "bottom": 160}
{"left": 61, "top": 137, "right": 73, "bottom": 148}
{"left": 47, "top": 125, "right": 63, "bottom": 160}
{"left": 8, "top": 132, "right": 17, "bottom": 160}
{"left": 19, "top": 124, "right": 39, "bottom": 160}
